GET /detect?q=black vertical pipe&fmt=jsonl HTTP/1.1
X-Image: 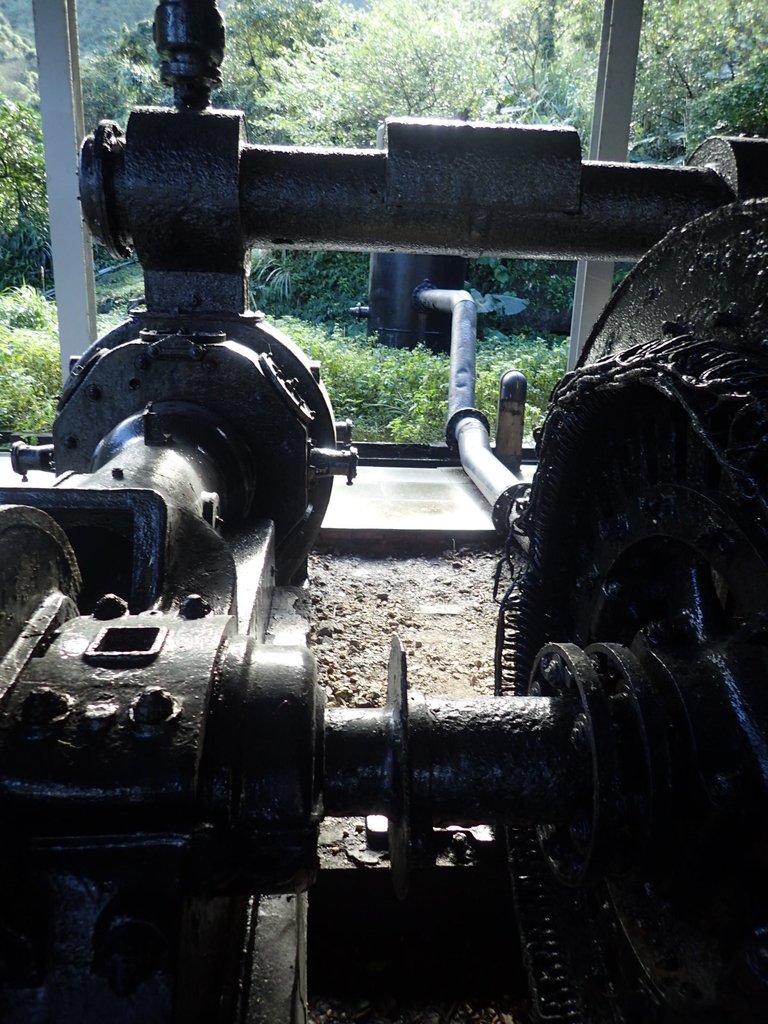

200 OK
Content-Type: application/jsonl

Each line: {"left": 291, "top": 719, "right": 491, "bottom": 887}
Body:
{"left": 367, "top": 254, "right": 467, "bottom": 351}
{"left": 496, "top": 370, "right": 527, "bottom": 469}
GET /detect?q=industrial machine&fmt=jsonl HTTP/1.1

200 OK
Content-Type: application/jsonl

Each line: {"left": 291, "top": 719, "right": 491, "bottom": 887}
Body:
{"left": 1, "top": 1, "right": 767, "bottom": 1021}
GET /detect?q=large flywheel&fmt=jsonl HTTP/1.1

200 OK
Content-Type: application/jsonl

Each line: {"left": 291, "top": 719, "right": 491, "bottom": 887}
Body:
{"left": 499, "top": 200, "right": 768, "bottom": 1024}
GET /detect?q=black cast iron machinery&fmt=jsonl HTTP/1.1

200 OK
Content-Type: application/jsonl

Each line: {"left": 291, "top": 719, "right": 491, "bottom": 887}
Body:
{"left": 1, "top": 1, "right": 768, "bottom": 1020}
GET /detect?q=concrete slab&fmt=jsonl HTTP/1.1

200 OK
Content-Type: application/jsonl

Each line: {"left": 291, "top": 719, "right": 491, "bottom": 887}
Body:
{"left": 320, "top": 464, "right": 498, "bottom": 542}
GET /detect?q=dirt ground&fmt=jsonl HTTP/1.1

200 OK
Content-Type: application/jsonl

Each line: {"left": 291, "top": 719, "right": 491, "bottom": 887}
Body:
{"left": 308, "top": 544, "right": 504, "bottom": 708}
{"left": 306, "top": 544, "right": 526, "bottom": 1024}
{"left": 308, "top": 1000, "right": 525, "bottom": 1024}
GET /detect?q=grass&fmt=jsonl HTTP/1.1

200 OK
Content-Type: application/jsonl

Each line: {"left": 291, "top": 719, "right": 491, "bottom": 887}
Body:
{"left": 0, "top": 279, "right": 568, "bottom": 442}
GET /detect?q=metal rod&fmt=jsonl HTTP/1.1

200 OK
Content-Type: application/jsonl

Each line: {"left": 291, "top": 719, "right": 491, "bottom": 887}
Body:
{"left": 453, "top": 417, "right": 520, "bottom": 529}
{"left": 323, "top": 708, "right": 390, "bottom": 817}
{"left": 324, "top": 696, "right": 590, "bottom": 826}
{"left": 237, "top": 148, "right": 733, "bottom": 261}
{"left": 415, "top": 287, "right": 478, "bottom": 419}
{"left": 86, "top": 126, "right": 741, "bottom": 265}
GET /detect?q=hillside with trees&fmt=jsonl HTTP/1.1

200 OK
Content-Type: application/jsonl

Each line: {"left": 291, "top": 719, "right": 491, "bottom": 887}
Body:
{"left": 0, "top": 0, "right": 157, "bottom": 51}
{"left": 0, "top": 13, "right": 34, "bottom": 103}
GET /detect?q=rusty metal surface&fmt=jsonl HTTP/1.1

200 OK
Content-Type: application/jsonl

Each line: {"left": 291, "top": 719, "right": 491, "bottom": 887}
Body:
{"left": 689, "top": 135, "right": 768, "bottom": 201}
{"left": 582, "top": 198, "right": 768, "bottom": 365}
{"left": 50, "top": 314, "right": 338, "bottom": 587}
{"left": 238, "top": 143, "right": 738, "bottom": 260}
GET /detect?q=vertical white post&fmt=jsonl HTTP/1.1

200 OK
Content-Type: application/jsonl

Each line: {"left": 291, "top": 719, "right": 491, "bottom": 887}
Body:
{"left": 568, "top": 0, "right": 645, "bottom": 369}
{"left": 33, "top": 0, "right": 97, "bottom": 381}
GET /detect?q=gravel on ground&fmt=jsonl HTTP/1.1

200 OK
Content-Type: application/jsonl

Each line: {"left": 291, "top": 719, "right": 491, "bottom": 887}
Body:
{"left": 309, "top": 545, "right": 504, "bottom": 707}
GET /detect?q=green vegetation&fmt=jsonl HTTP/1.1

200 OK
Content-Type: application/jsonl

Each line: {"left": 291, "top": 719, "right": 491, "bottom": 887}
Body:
{"left": 218, "top": 0, "right": 768, "bottom": 158}
{"left": 0, "top": 284, "right": 565, "bottom": 442}
{"left": 633, "top": 0, "right": 768, "bottom": 160}
{"left": 0, "top": 97, "right": 49, "bottom": 291}
{"left": 0, "top": 13, "right": 36, "bottom": 104}
{"left": 2, "top": 0, "right": 765, "bottom": 291}
{"left": 81, "top": 20, "right": 163, "bottom": 128}
{"left": 271, "top": 318, "right": 567, "bottom": 442}
{"left": 0, "top": 1, "right": 159, "bottom": 52}
{"left": 0, "top": 285, "right": 61, "bottom": 431}
{"left": 251, "top": 250, "right": 369, "bottom": 321}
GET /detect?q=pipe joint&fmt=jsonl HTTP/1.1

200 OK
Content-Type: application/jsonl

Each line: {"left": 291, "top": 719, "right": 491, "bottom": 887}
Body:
{"left": 445, "top": 408, "right": 489, "bottom": 451}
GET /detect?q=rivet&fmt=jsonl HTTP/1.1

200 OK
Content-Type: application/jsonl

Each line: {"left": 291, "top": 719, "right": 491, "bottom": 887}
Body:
{"left": 128, "top": 689, "right": 179, "bottom": 737}
{"left": 82, "top": 701, "right": 119, "bottom": 733}
{"left": 93, "top": 593, "right": 129, "bottom": 620}
{"left": 21, "top": 687, "right": 73, "bottom": 738}
{"left": 179, "top": 593, "right": 212, "bottom": 620}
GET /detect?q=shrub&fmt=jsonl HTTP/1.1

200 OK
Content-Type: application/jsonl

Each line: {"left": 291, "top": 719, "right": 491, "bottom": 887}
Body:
{"left": 0, "top": 286, "right": 61, "bottom": 432}
{"left": 251, "top": 250, "right": 369, "bottom": 321}
{"left": 0, "top": 282, "right": 58, "bottom": 330}
{"left": 275, "top": 317, "right": 567, "bottom": 443}
{"left": 276, "top": 318, "right": 435, "bottom": 439}
{"left": 0, "top": 285, "right": 568, "bottom": 442}
{"left": 0, "top": 328, "right": 60, "bottom": 431}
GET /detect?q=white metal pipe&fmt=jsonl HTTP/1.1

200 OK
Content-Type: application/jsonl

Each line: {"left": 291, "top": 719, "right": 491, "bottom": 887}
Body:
{"left": 569, "top": 0, "right": 645, "bottom": 369}
{"left": 33, "top": 0, "right": 97, "bottom": 379}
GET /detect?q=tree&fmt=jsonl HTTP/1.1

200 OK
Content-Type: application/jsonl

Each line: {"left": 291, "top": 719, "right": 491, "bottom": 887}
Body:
{"left": 494, "top": 0, "right": 599, "bottom": 139}
{"left": 218, "top": 0, "right": 351, "bottom": 140}
{"left": 688, "top": 50, "right": 768, "bottom": 148}
{"left": 80, "top": 20, "right": 164, "bottom": 128}
{"left": 631, "top": 0, "right": 768, "bottom": 160}
{"left": 259, "top": 0, "right": 522, "bottom": 146}
{"left": 0, "top": 97, "right": 50, "bottom": 289}
{"left": 239, "top": 0, "right": 601, "bottom": 149}
{"left": 0, "top": 13, "right": 37, "bottom": 105}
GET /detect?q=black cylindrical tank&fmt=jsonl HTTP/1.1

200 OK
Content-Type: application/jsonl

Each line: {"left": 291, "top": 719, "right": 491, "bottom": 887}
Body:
{"left": 367, "top": 253, "right": 467, "bottom": 351}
